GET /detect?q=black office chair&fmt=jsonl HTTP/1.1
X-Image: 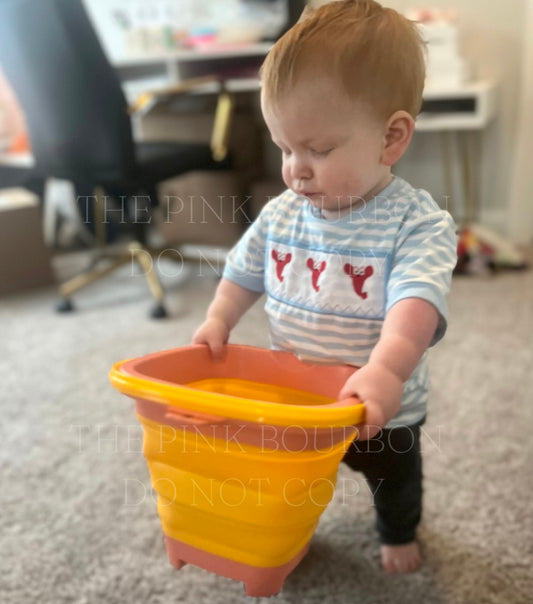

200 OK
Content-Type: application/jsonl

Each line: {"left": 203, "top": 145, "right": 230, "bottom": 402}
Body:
{"left": 0, "top": 0, "right": 234, "bottom": 318}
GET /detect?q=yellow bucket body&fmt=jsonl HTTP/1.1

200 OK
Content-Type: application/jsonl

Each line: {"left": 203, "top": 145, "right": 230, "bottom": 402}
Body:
{"left": 140, "top": 415, "right": 354, "bottom": 567}
{"left": 110, "top": 345, "right": 364, "bottom": 570}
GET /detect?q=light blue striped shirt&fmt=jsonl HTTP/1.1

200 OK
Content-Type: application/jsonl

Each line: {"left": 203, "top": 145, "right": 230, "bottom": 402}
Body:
{"left": 224, "top": 176, "right": 457, "bottom": 427}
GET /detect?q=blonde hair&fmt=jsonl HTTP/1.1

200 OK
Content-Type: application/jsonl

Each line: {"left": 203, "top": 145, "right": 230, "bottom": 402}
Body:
{"left": 260, "top": 0, "right": 426, "bottom": 119}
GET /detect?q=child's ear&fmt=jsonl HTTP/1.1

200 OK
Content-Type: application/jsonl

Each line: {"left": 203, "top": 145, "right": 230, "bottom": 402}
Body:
{"left": 381, "top": 111, "right": 416, "bottom": 166}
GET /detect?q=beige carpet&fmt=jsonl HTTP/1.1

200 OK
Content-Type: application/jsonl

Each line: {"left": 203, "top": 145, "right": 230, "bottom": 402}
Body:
{"left": 1, "top": 251, "right": 531, "bottom": 604}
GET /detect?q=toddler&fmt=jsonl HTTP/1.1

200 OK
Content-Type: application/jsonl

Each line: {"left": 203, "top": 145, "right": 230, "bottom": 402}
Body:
{"left": 193, "top": 0, "right": 457, "bottom": 574}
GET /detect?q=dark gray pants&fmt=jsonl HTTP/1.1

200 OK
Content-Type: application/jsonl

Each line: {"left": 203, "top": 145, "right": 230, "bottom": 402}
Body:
{"left": 342, "top": 421, "right": 424, "bottom": 545}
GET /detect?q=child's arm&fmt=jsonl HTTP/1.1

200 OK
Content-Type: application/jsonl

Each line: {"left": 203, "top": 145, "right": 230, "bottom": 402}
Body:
{"left": 339, "top": 297, "right": 439, "bottom": 439}
{"left": 192, "top": 278, "right": 262, "bottom": 357}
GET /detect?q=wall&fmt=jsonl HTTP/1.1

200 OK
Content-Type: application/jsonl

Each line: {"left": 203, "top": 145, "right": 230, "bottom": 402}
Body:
{"left": 312, "top": 0, "right": 528, "bottom": 239}
{"left": 508, "top": 0, "right": 533, "bottom": 244}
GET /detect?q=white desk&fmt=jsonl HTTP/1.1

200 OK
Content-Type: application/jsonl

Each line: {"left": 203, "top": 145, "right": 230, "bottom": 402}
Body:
{"left": 416, "top": 80, "right": 498, "bottom": 223}
{"left": 115, "top": 43, "right": 273, "bottom": 73}
{"left": 114, "top": 45, "right": 497, "bottom": 124}
{"left": 417, "top": 80, "right": 497, "bottom": 131}
{"left": 115, "top": 43, "right": 273, "bottom": 100}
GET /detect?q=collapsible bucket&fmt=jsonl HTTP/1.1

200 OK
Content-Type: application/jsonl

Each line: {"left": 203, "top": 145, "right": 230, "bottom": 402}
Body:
{"left": 109, "top": 345, "right": 364, "bottom": 597}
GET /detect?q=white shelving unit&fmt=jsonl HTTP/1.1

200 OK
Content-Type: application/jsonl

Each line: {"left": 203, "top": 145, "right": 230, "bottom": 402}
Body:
{"left": 114, "top": 42, "right": 273, "bottom": 68}
{"left": 115, "top": 42, "right": 272, "bottom": 96}
{"left": 116, "top": 44, "right": 498, "bottom": 134}
{"left": 417, "top": 80, "right": 498, "bottom": 131}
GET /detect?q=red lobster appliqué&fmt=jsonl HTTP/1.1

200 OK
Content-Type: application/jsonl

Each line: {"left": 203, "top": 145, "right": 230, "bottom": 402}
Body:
{"left": 271, "top": 249, "right": 292, "bottom": 282}
{"left": 344, "top": 264, "right": 374, "bottom": 299}
{"left": 306, "top": 258, "right": 327, "bottom": 292}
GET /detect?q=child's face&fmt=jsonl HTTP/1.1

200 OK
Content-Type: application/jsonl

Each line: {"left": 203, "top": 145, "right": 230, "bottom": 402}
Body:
{"left": 262, "top": 79, "right": 391, "bottom": 212}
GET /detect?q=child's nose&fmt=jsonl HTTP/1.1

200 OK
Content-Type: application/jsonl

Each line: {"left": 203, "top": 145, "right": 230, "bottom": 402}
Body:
{"left": 289, "top": 155, "right": 312, "bottom": 180}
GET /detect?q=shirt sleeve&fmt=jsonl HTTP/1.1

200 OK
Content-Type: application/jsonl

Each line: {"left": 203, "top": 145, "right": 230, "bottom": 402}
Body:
{"left": 386, "top": 199, "right": 458, "bottom": 346}
{"left": 223, "top": 203, "right": 271, "bottom": 293}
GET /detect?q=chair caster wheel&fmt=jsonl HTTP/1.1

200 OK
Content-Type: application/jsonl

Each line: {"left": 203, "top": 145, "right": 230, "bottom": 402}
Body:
{"left": 56, "top": 298, "right": 75, "bottom": 313}
{"left": 150, "top": 303, "right": 168, "bottom": 319}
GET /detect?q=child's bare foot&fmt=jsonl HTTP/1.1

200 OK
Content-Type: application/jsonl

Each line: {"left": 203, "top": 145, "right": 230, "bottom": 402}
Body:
{"left": 381, "top": 542, "right": 421, "bottom": 574}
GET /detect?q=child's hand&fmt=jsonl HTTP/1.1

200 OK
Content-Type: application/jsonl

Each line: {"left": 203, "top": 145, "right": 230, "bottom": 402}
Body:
{"left": 338, "top": 363, "right": 404, "bottom": 440}
{"left": 191, "top": 279, "right": 262, "bottom": 358}
{"left": 192, "top": 317, "right": 230, "bottom": 358}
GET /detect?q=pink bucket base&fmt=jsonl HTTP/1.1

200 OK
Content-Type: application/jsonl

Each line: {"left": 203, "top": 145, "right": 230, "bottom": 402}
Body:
{"left": 164, "top": 535, "right": 310, "bottom": 597}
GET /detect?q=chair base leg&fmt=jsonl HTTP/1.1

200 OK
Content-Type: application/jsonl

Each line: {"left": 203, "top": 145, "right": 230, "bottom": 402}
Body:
{"left": 55, "top": 243, "right": 171, "bottom": 319}
{"left": 150, "top": 303, "right": 168, "bottom": 319}
{"left": 56, "top": 298, "right": 75, "bottom": 313}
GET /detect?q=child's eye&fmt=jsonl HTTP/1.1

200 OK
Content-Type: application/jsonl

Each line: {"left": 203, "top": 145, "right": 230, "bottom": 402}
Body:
{"left": 310, "top": 147, "right": 333, "bottom": 157}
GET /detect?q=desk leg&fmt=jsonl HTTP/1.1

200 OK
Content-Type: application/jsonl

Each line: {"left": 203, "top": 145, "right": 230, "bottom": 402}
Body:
{"left": 440, "top": 131, "right": 455, "bottom": 217}
{"left": 458, "top": 130, "right": 480, "bottom": 225}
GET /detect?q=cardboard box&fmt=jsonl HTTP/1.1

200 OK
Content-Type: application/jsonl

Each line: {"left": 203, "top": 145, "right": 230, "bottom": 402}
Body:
{"left": 156, "top": 171, "right": 250, "bottom": 247}
{"left": 0, "top": 188, "right": 55, "bottom": 295}
{"left": 140, "top": 97, "right": 264, "bottom": 191}
{"left": 141, "top": 96, "right": 265, "bottom": 247}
